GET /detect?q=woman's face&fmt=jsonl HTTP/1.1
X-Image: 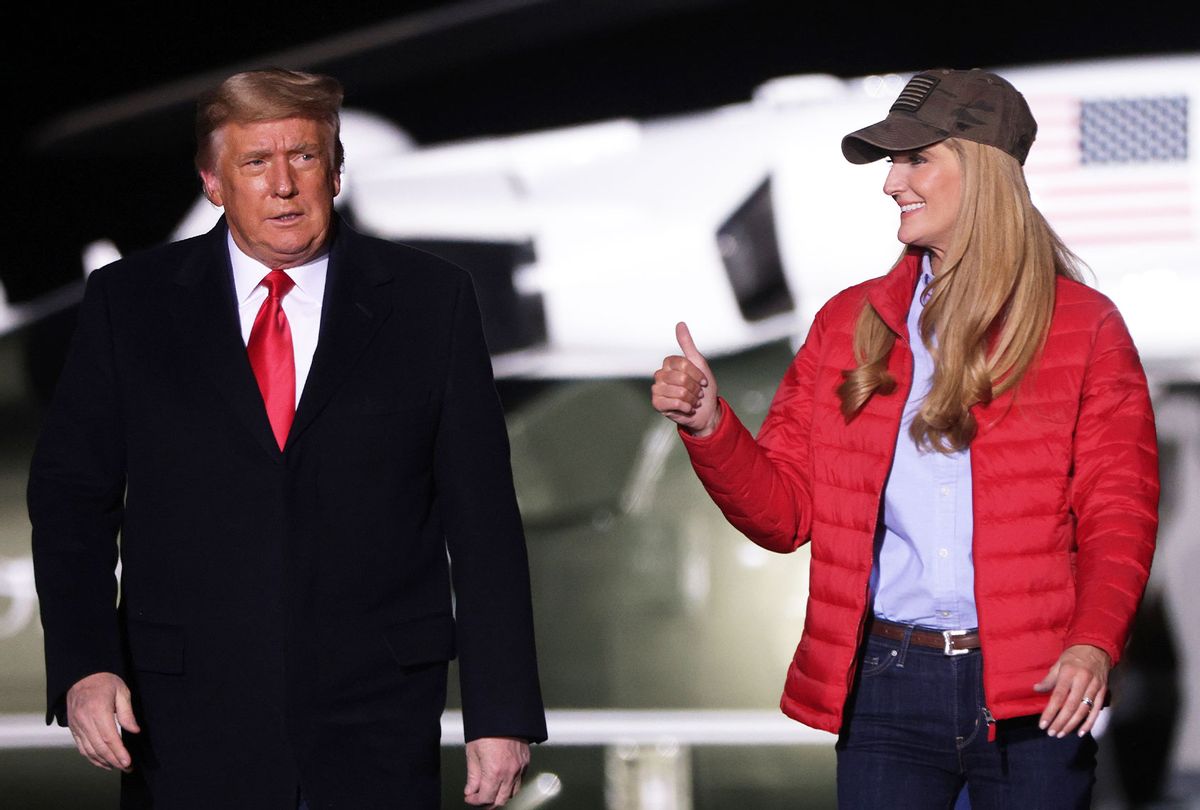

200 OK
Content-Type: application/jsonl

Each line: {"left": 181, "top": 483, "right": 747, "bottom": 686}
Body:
{"left": 883, "top": 141, "right": 962, "bottom": 269}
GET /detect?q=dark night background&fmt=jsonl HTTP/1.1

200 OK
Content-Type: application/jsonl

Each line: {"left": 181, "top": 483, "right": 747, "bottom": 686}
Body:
{"left": 8, "top": 0, "right": 1198, "bottom": 304}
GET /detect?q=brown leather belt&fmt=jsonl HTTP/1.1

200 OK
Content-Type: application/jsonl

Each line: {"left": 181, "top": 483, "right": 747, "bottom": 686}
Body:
{"left": 869, "top": 616, "right": 981, "bottom": 656}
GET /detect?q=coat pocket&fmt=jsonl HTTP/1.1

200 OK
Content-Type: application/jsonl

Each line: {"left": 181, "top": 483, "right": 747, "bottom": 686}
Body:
{"left": 125, "top": 620, "right": 185, "bottom": 675}
{"left": 383, "top": 613, "right": 456, "bottom": 668}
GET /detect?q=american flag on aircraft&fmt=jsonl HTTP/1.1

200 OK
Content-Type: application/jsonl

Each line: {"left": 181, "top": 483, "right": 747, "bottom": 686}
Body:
{"left": 1023, "top": 95, "right": 1193, "bottom": 248}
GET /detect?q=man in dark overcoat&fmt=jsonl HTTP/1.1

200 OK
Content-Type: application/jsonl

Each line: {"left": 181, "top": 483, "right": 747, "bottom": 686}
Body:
{"left": 29, "top": 68, "right": 546, "bottom": 809}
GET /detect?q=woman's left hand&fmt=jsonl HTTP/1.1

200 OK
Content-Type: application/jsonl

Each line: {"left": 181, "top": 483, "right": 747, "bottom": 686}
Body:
{"left": 1033, "top": 644, "right": 1112, "bottom": 737}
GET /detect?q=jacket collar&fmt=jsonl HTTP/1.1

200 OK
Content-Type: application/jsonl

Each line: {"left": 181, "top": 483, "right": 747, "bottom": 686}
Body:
{"left": 866, "top": 247, "right": 925, "bottom": 341}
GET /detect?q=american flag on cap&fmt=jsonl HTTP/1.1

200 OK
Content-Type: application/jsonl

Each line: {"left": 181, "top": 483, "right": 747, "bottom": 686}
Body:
{"left": 890, "top": 75, "right": 940, "bottom": 113}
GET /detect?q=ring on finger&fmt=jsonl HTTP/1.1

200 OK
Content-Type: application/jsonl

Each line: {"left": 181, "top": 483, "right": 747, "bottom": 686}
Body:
{"left": 1081, "top": 696, "right": 1095, "bottom": 708}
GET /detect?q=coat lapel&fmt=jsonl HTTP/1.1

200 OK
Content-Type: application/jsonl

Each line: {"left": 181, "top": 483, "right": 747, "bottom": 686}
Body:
{"left": 286, "top": 221, "right": 393, "bottom": 449}
{"left": 169, "top": 220, "right": 284, "bottom": 460}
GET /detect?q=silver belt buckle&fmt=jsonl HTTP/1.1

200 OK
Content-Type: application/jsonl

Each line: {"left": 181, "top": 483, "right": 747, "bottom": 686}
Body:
{"left": 943, "top": 629, "right": 969, "bottom": 656}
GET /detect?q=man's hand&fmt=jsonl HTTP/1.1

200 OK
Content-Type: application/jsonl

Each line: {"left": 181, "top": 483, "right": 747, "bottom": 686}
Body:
{"left": 464, "top": 736, "right": 530, "bottom": 808}
{"left": 66, "top": 672, "right": 140, "bottom": 772}
{"left": 1033, "top": 643, "right": 1111, "bottom": 738}
{"left": 651, "top": 322, "right": 722, "bottom": 438}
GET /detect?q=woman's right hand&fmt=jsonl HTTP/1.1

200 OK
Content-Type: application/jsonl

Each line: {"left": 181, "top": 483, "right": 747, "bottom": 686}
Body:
{"left": 651, "top": 322, "right": 722, "bottom": 438}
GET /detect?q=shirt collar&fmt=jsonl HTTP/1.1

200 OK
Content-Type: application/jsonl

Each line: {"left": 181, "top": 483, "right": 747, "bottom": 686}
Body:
{"left": 228, "top": 231, "right": 329, "bottom": 305}
{"left": 917, "top": 252, "right": 935, "bottom": 307}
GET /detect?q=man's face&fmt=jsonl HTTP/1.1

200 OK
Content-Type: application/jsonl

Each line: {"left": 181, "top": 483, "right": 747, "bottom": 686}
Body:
{"left": 200, "top": 117, "right": 341, "bottom": 269}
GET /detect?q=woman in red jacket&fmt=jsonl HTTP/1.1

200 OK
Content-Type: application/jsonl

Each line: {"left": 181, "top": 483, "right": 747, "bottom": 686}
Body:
{"left": 651, "top": 69, "right": 1158, "bottom": 808}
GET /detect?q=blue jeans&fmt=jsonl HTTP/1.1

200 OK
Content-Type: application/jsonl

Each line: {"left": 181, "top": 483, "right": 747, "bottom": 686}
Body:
{"left": 836, "top": 630, "right": 1096, "bottom": 809}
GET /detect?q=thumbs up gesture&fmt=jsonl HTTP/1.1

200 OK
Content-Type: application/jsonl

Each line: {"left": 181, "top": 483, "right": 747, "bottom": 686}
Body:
{"left": 651, "top": 322, "right": 722, "bottom": 437}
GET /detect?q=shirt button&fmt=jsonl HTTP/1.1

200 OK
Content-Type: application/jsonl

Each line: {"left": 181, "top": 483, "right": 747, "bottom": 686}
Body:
{"left": 938, "top": 610, "right": 952, "bottom": 618}
{"left": 938, "top": 548, "right": 949, "bottom": 558}
{"left": 940, "top": 485, "right": 952, "bottom": 497}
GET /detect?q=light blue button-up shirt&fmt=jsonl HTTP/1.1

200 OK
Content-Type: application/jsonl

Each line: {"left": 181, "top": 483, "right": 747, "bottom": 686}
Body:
{"left": 869, "top": 253, "right": 977, "bottom": 630}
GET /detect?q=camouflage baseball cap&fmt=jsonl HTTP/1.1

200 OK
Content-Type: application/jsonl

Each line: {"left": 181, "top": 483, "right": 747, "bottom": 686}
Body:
{"left": 841, "top": 69, "right": 1037, "bottom": 165}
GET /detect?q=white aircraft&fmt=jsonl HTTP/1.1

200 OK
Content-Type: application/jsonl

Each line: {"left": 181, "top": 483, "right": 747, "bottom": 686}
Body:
{"left": 159, "top": 53, "right": 1200, "bottom": 383}
{"left": 16, "top": 54, "right": 1196, "bottom": 384}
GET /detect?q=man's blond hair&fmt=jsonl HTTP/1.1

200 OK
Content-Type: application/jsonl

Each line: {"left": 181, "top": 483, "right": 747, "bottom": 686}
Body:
{"left": 194, "top": 68, "right": 344, "bottom": 173}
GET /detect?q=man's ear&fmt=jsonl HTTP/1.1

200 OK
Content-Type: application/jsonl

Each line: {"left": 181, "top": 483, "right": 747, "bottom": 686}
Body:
{"left": 199, "top": 170, "right": 224, "bottom": 207}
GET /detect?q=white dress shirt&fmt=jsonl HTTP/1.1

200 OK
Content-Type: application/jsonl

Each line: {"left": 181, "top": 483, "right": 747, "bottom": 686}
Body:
{"left": 869, "top": 252, "right": 977, "bottom": 630}
{"left": 228, "top": 233, "right": 327, "bottom": 409}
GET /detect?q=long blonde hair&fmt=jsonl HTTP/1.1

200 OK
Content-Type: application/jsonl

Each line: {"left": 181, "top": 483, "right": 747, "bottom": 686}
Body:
{"left": 836, "top": 138, "right": 1085, "bottom": 452}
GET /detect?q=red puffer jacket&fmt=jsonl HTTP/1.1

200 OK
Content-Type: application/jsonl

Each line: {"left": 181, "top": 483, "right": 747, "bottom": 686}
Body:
{"left": 681, "top": 249, "right": 1159, "bottom": 732}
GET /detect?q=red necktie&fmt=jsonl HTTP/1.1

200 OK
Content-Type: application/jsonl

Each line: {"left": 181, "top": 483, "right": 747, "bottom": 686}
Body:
{"left": 247, "top": 269, "right": 296, "bottom": 450}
